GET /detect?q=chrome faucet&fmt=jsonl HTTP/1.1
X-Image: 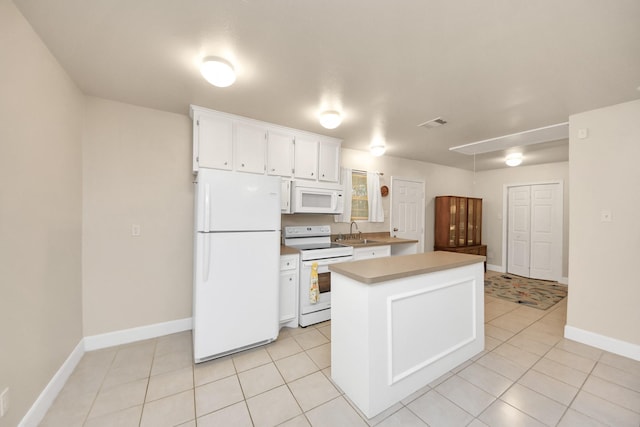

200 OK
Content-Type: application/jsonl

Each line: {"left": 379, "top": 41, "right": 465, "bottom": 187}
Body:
{"left": 350, "top": 221, "right": 359, "bottom": 240}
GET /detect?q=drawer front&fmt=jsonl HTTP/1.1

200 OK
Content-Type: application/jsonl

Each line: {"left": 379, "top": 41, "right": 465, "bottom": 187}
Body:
{"left": 280, "top": 255, "right": 298, "bottom": 271}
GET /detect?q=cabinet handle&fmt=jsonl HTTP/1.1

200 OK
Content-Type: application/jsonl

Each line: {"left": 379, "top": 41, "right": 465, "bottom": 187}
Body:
{"left": 311, "top": 172, "right": 314, "bottom": 176}
{"left": 224, "top": 161, "right": 228, "bottom": 165}
{"left": 272, "top": 168, "right": 275, "bottom": 171}
{"left": 241, "top": 163, "right": 245, "bottom": 167}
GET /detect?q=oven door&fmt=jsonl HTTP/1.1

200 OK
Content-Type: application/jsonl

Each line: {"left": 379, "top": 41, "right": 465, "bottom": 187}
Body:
{"left": 299, "top": 256, "right": 352, "bottom": 315}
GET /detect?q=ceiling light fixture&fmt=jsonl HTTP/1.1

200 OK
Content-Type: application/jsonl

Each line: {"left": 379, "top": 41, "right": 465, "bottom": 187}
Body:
{"left": 370, "top": 141, "right": 386, "bottom": 157}
{"left": 505, "top": 153, "right": 523, "bottom": 167}
{"left": 319, "top": 110, "right": 342, "bottom": 129}
{"left": 200, "top": 56, "right": 236, "bottom": 87}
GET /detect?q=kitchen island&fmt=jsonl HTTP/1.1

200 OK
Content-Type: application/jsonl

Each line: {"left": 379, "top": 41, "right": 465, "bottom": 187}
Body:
{"left": 329, "top": 251, "right": 485, "bottom": 418}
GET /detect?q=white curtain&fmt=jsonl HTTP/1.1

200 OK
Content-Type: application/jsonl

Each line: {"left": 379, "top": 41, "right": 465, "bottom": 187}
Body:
{"left": 334, "top": 167, "right": 352, "bottom": 223}
{"left": 367, "top": 172, "right": 384, "bottom": 222}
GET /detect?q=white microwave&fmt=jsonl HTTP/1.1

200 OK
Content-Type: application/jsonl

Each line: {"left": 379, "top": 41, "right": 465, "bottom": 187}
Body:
{"left": 291, "top": 182, "right": 344, "bottom": 214}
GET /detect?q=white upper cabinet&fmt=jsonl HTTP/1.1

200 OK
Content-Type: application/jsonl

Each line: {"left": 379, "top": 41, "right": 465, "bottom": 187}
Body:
{"left": 318, "top": 139, "right": 341, "bottom": 182}
{"left": 293, "top": 135, "right": 319, "bottom": 180}
{"left": 235, "top": 122, "right": 266, "bottom": 174}
{"left": 191, "top": 105, "right": 341, "bottom": 180}
{"left": 267, "top": 130, "right": 294, "bottom": 177}
{"left": 193, "top": 112, "right": 233, "bottom": 172}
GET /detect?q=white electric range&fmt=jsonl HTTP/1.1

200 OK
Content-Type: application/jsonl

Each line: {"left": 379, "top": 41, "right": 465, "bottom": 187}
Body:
{"left": 283, "top": 225, "right": 353, "bottom": 326}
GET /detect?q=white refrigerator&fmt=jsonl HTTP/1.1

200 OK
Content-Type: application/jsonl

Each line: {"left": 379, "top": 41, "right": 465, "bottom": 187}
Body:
{"left": 193, "top": 168, "right": 281, "bottom": 363}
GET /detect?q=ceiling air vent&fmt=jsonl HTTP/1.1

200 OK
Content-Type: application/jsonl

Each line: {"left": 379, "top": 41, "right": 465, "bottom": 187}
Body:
{"left": 417, "top": 117, "right": 447, "bottom": 129}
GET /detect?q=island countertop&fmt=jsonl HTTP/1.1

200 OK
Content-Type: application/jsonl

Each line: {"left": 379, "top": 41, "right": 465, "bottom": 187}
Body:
{"left": 329, "top": 251, "right": 485, "bottom": 284}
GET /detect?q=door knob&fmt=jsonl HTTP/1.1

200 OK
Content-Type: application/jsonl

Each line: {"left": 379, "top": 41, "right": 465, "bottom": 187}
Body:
{"left": 393, "top": 228, "right": 398, "bottom": 232}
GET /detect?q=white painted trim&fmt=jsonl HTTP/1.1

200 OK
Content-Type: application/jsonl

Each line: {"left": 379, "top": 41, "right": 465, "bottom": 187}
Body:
{"left": 84, "top": 317, "right": 193, "bottom": 351}
{"left": 558, "top": 276, "right": 569, "bottom": 285}
{"left": 564, "top": 325, "right": 640, "bottom": 362}
{"left": 486, "top": 264, "right": 505, "bottom": 273}
{"left": 19, "top": 340, "right": 85, "bottom": 427}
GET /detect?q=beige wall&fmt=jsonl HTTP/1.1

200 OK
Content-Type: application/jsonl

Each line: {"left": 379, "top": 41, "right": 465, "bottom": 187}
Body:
{"left": 282, "top": 148, "right": 474, "bottom": 252}
{"left": 82, "top": 98, "right": 194, "bottom": 336}
{"left": 567, "top": 99, "right": 640, "bottom": 346}
{"left": 0, "top": 2, "right": 84, "bottom": 426}
{"left": 474, "top": 162, "right": 570, "bottom": 276}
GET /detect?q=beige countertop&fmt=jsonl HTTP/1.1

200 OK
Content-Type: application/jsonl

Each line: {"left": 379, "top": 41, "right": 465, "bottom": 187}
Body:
{"left": 334, "top": 233, "right": 418, "bottom": 248}
{"left": 280, "top": 245, "right": 299, "bottom": 256}
{"left": 329, "top": 251, "right": 486, "bottom": 284}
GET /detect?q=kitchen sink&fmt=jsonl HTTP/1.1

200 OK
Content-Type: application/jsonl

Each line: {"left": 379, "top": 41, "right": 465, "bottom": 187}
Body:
{"left": 338, "top": 239, "right": 382, "bottom": 246}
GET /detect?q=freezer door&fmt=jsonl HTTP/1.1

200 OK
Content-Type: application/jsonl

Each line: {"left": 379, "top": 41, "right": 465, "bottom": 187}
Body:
{"left": 193, "top": 231, "right": 280, "bottom": 362}
{"left": 196, "top": 169, "right": 281, "bottom": 231}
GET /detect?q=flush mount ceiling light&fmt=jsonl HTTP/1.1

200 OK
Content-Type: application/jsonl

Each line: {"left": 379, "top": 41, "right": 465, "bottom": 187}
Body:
{"left": 505, "top": 153, "right": 523, "bottom": 167}
{"left": 370, "top": 141, "right": 386, "bottom": 157}
{"left": 200, "top": 56, "right": 236, "bottom": 87}
{"left": 319, "top": 110, "right": 342, "bottom": 129}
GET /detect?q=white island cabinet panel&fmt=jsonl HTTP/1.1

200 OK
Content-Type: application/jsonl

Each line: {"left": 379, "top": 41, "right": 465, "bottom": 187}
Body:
{"left": 330, "top": 252, "right": 484, "bottom": 419}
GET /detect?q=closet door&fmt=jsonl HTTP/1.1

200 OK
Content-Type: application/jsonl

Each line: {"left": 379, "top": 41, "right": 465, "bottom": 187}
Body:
{"left": 507, "top": 184, "right": 562, "bottom": 281}
{"left": 507, "top": 186, "right": 531, "bottom": 277}
{"left": 529, "top": 184, "right": 562, "bottom": 280}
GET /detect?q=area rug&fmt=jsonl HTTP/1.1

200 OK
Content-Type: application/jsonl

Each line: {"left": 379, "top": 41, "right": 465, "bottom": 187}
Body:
{"left": 484, "top": 274, "right": 567, "bottom": 310}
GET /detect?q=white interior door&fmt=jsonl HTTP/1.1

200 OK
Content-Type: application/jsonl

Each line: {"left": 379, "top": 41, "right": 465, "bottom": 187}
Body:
{"left": 508, "top": 186, "right": 531, "bottom": 277}
{"left": 390, "top": 177, "right": 425, "bottom": 252}
{"left": 507, "top": 183, "right": 562, "bottom": 280}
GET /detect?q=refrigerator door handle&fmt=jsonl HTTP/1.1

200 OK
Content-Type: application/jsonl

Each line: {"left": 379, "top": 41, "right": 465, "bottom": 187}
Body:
{"left": 203, "top": 235, "right": 210, "bottom": 282}
{"left": 204, "top": 183, "right": 211, "bottom": 232}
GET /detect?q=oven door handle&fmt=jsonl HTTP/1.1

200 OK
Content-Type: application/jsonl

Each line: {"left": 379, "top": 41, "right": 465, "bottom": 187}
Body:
{"left": 302, "top": 256, "right": 353, "bottom": 269}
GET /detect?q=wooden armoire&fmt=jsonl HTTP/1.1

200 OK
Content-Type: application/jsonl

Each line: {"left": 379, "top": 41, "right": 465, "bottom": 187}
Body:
{"left": 434, "top": 196, "right": 487, "bottom": 269}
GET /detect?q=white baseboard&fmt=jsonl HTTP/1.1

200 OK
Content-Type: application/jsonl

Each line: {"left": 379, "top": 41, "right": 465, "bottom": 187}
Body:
{"left": 18, "top": 340, "right": 84, "bottom": 427}
{"left": 486, "top": 264, "right": 504, "bottom": 273}
{"left": 564, "top": 325, "right": 640, "bottom": 361}
{"left": 21, "top": 317, "right": 194, "bottom": 426}
{"left": 558, "top": 276, "right": 569, "bottom": 285}
{"left": 84, "top": 317, "right": 193, "bottom": 351}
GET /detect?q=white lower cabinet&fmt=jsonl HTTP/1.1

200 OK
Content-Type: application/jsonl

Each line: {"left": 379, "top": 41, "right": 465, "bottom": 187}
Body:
{"left": 279, "top": 254, "right": 299, "bottom": 328}
{"left": 353, "top": 245, "right": 391, "bottom": 261}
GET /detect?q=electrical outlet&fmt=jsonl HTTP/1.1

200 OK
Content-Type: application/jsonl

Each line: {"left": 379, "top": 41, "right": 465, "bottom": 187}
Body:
{"left": 0, "top": 387, "right": 9, "bottom": 417}
{"left": 131, "top": 224, "right": 141, "bottom": 237}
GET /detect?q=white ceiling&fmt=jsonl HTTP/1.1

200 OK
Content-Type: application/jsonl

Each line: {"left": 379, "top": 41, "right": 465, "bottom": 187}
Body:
{"left": 14, "top": 0, "right": 640, "bottom": 171}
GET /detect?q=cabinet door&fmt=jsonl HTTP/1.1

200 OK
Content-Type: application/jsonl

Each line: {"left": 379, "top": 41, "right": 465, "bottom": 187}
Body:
{"left": 318, "top": 139, "right": 341, "bottom": 182}
{"left": 294, "top": 135, "right": 319, "bottom": 180}
{"left": 281, "top": 179, "right": 292, "bottom": 214}
{"left": 196, "top": 113, "right": 233, "bottom": 171}
{"left": 467, "top": 198, "right": 482, "bottom": 245}
{"left": 279, "top": 271, "right": 297, "bottom": 323}
{"left": 235, "top": 122, "right": 266, "bottom": 174}
{"left": 353, "top": 245, "right": 391, "bottom": 260}
{"left": 267, "top": 130, "right": 294, "bottom": 177}
{"left": 457, "top": 197, "right": 467, "bottom": 246}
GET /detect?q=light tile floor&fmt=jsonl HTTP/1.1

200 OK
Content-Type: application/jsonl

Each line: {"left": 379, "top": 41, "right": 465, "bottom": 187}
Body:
{"left": 41, "top": 277, "right": 640, "bottom": 427}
